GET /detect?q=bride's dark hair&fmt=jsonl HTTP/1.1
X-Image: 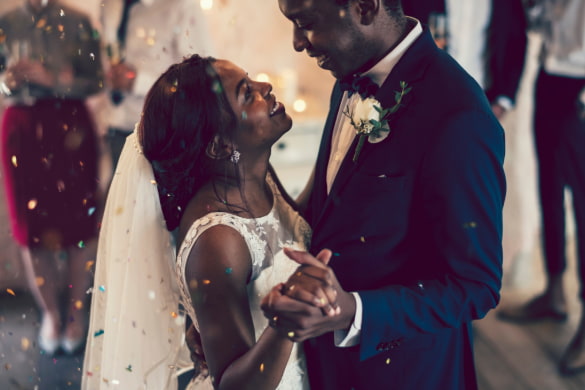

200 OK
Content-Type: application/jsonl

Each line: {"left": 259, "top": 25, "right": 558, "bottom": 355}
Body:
{"left": 138, "top": 54, "right": 238, "bottom": 231}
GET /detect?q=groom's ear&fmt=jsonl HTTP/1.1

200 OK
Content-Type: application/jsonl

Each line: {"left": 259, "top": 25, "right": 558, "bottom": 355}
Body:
{"left": 355, "top": 0, "right": 379, "bottom": 25}
{"left": 205, "top": 135, "right": 233, "bottom": 160}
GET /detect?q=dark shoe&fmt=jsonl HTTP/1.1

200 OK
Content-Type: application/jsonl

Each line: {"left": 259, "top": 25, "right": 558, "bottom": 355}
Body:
{"left": 497, "top": 295, "right": 568, "bottom": 323}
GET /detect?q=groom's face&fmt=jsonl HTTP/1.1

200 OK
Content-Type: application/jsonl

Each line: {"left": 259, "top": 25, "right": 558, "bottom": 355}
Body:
{"left": 278, "top": 0, "right": 372, "bottom": 79}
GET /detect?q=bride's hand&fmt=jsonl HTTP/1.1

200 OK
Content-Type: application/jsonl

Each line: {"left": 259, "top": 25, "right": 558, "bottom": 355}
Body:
{"left": 280, "top": 248, "right": 340, "bottom": 316}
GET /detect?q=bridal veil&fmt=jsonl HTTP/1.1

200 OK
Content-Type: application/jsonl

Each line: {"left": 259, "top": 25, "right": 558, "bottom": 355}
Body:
{"left": 82, "top": 131, "right": 190, "bottom": 389}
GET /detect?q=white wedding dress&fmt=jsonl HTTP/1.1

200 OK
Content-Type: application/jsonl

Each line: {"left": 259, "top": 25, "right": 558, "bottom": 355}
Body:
{"left": 176, "top": 173, "right": 312, "bottom": 390}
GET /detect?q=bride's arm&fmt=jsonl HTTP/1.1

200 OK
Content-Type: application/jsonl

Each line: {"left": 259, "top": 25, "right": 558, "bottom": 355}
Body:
{"left": 184, "top": 225, "right": 294, "bottom": 390}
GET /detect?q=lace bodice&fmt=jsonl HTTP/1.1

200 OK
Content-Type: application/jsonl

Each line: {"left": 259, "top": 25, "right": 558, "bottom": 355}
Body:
{"left": 176, "top": 174, "right": 312, "bottom": 390}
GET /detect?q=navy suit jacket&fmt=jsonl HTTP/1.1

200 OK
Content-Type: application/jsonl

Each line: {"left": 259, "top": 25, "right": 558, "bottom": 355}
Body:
{"left": 303, "top": 29, "right": 505, "bottom": 390}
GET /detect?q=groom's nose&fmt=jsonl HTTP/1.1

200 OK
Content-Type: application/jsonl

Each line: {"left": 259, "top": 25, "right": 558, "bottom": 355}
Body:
{"left": 292, "top": 25, "right": 310, "bottom": 52}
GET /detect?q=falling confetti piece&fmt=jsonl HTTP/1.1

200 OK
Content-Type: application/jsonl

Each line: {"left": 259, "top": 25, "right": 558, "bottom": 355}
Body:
{"left": 170, "top": 312, "right": 178, "bottom": 319}
{"left": 35, "top": 277, "right": 45, "bottom": 287}
{"left": 6, "top": 289, "right": 15, "bottom": 296}
{"left": 94, "top": 329, "right": 104, "bottom": 337}
{"left": 126, "top": 365, "right": 132, "bottom": 372}
{"left": 360, "top": 236, "right": 366, "bottom": 243}
{"left": 85, "top": 261, "right": 95, "bottom": 271}
{"left": 88, "top": 207, "right": 96, "bottom": 216}
{"left": 99, "top": 285, "right": 106, "bottom": 292}
{"left": 21, "top": 337, "right": 30, "bottom": 351}
{"left": 11, "top": 155, "right": 17, "bottom": 167}
{"left": 86, "top": 371, "right": 93, "bottom": 377}
{"left": 74, "top": 300, "right": 83, "bottom": 310}
{"left": 287, "top": 331, "right": 295, "bottom": 338}
{"left": 386, "top": 358, "right": 391, "bottom": 364}
{"left": 225, "top": 267, "right": 233, "bottom": 274}
{"left": 28, "top": 199, "right": 38, "bottom": 210}
{"left": 78, "top": 241, "right": 85, "bottom": 248}
{"left": 111, "top": 379, "right": 120, "bottom": 385}
{"left": 202, "top": 279, "right": 211, "bottom": 285}
{"left": 259, "top": 363, "right": 265, "bottom": 372}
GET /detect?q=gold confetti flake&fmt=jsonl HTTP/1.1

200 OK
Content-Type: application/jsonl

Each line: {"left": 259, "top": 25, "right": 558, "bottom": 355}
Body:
{"left": 386, "top": 358, "right": 391, "bottom": 365}
{"left": 28, "top": 199, "right": 38, "bottom": 210}
{"left": 170, "top": 311, "right": 178, "bottom": 318}
{"left": 74, "top": 300, "right": 83, "bottom": 310}
{"left": 35, "top": 276, "right": 45, "bottom": 286}
{"left": 259, "top": 363, "right": 265, "bottom": 372}
{"left": 85, "top": 261, "right": 95, "bottom": 271}
{"left": 202, "top": 279, "right": 211, "bottom": 285}
{"left": 6, "top": 289, "right": 15, "bottom": 296}
{"left": 11, "top": 155, "right": 17, "bottom": 167}
{"left": 360, "top": 236, "right": 366, "bottom": 243}
{"left": 21, "top": 337, "right": 30, "bottom": 351}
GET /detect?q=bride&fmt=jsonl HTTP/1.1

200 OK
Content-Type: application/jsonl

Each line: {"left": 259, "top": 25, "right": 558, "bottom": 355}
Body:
{"left": 82, "top": 54, "right": 335, "bottom": 389}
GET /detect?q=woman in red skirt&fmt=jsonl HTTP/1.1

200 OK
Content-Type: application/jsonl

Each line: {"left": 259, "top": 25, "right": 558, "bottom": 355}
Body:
{"left": 0, "top": 0, "right": 103, "bottom": 355}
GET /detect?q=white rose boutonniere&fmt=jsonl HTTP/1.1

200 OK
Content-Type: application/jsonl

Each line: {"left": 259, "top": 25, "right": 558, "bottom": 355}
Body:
{"left": 344, "top": 81, "right": 411, "bottom": 162}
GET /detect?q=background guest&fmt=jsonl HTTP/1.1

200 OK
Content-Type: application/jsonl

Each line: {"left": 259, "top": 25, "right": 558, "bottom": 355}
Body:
{"left": 100, "top": 0, "right": 213, "bottom": 171}
{"left": 0, "top": 0, "right": 104, "bottom": 355}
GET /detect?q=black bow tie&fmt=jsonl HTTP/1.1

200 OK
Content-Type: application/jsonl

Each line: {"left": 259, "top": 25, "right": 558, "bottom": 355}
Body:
{"left": 339, "top": 74, "right": 379, "bottom": 99}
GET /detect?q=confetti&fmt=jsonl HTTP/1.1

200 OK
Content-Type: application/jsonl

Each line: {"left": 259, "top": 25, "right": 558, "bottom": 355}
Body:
{"left": 21, "top": 337, "right": 30, "bottom": 351}
{"left": 6, "top": 289, "right": 15, "bottom": 296}
{"left": 360, "top": 236, "right": 366, "bottom": 243}
{"left": 126, "top": 365, "right": 132, "bottom": 372}
{"left": 170, "top": 312, "right": 178, "bottom": 319}
{"left": 88, "top": 207, "right": 96, "bottom": 216}
{"left": 202, "top": 279, "right": 211, "bottom": 285}
{"left": 74, "top": 300, "right": 83, "bottom": 310}
{"left": 99, "top": 285, "right": 106, "bottom": 292}
{"left": 259, "top": 363, "right": 265, "bottom": 373}
{"left": 35, "top": 277, "right": 45, "bottom": 287}
{"left": 11, "top": 155, "right": 17, "bottom": 167}
{"left": 225, "top": 267, "right": 233, "bottom": 274}
{"left": 94, "top": 329, "right": 104, "bottom": 337}
{"left": 78, "top": 241, "right": 85, "bottom": 248}
{"left": 28, "top": 199, "right": 38, "bottom": 210}
{"left": 85, "top": 261, "right": 95, "bottom": 271}
{"left": 386, "top": 358, "right": 391, "bottom": 365}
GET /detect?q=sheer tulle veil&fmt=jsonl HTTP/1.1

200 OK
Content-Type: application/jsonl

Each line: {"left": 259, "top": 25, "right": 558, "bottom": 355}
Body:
{"left": 82, "top": 130, "right": 191, "bottom": 389}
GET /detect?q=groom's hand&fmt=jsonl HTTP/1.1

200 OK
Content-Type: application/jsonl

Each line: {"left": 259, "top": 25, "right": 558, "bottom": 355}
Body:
{"left": 260, "top": 249, "right": 356, "bottom": 342}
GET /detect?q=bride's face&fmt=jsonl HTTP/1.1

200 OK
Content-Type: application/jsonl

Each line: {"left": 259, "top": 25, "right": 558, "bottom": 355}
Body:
{"left": 212, "top": 59, "right": 292, "bottom": 153}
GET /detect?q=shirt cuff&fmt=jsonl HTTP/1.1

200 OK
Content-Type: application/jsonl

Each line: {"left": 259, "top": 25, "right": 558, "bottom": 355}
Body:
{"left": 334, "top": 292, "right": 362, "bottom": 347}
{"left": 495, "top": 95, "right": 514, "bottom": 111}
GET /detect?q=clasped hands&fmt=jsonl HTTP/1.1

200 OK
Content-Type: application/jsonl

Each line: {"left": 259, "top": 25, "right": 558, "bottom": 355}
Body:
{"left": 260, "top": 248, "right": 356, "bottom": 342}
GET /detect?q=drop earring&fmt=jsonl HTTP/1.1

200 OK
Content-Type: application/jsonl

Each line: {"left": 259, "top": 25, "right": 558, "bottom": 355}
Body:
{"left": 230, "top": 150, "right": 240, "bottom": 164}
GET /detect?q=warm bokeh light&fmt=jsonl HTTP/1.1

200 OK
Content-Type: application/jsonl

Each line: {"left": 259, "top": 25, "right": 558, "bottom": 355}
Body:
{"left": 293, "top": 99, "right": 307, "bottom": 113}
{"left": 200, "top": 0, "right": 213, "bottom": 11}
{"left": 255, "top": 73, "right": 270, "bottom": 83}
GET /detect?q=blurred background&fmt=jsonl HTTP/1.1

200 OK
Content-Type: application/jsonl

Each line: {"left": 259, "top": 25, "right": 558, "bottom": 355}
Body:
{"left": 0, "top": 0, "right": 582, "bottom": 389}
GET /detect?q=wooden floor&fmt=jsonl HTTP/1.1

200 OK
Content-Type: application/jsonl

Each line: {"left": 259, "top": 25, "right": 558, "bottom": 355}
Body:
{"left": 473, "top": 235, "right": 585, "bottom": 390}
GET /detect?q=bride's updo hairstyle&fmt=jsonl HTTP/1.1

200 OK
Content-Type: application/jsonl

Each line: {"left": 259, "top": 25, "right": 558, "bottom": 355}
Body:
{"left": 138, "top": 54, "right": 238, "bottom": 231}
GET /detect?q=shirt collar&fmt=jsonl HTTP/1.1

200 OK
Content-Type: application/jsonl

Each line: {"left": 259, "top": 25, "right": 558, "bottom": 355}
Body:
{"left": 363, "top": 17, "right": 422, "bottom": 86}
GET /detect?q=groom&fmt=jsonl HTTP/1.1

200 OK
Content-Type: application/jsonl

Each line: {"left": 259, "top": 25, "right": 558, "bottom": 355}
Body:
{"left": 262, "top": 0, "right": 506, "bottom": 389}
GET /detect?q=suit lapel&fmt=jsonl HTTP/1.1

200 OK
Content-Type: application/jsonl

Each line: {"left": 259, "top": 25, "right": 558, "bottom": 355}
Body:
{"left": 312, "top": 29, "right": 438, "bottom": 231}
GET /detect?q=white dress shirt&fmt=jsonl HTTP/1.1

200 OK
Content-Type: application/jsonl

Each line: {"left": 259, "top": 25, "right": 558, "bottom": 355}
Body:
{"left": 330, "top": 19, "right": 423, "bottom": 347}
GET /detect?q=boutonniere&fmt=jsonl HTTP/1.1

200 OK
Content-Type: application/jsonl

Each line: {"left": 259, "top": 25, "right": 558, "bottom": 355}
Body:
{"left": 343, "top": 81, "right": 411, "bottom": 163}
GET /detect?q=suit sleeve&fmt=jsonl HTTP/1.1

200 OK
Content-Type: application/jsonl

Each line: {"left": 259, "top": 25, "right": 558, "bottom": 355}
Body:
{"left": 358, "top": 109, "right": 505, "bottom": 361}
{"left": 484, "top": 0, "right": 528, "bottom": 105}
